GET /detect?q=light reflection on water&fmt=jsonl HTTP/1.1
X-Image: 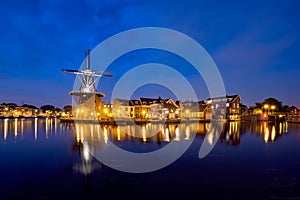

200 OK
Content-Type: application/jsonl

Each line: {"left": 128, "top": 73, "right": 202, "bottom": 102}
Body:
{"left": 0, "top": 118, "right": 296, "bottom": 157}
{"left": 0, "top": 118, "right": 299, "bottom": 199}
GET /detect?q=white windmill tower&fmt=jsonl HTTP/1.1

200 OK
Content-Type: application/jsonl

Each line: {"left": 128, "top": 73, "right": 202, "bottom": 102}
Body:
{"left": 63, "top": 50, "right": 112, "bottom": 120}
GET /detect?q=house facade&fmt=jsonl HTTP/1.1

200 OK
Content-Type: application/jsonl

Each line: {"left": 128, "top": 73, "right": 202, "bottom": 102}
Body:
{"left": 206, "top": 95, "right": 241, "bottom": 120}
{"left": 182, "top": 101, "right": 208, "bottom": 120}
{"left": 112, "top": 97, "right": 182, "bottom": 121}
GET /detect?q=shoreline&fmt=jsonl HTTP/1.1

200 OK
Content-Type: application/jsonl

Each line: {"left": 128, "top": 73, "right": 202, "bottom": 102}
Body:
{"left": 1, "top": 116, "right": 299, "bottom": 124}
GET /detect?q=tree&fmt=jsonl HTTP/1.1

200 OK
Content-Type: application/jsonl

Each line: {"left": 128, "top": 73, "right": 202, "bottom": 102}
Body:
{"left": 22, "top": 104, "right": 38, "bottom": 109}
{"left": 55, "top": 107, "right": 62, "bottom": 112}
{"left": 262, "top": 97, "right": 283, "bottom": 112}
{"left": 288, "top": 106, "right": 299, "bottom": 114}
{"left": 255, "top": 102, "right": 262, "bottom": 109}
{"left": 63, "top": 105, "right": 73, "bottom": 113}
{"left": 240, "top": 103, "right": 248, "bottom": 114}
{"left": 1, "top": 103, "right": 18, "bottom": 108}
{"left": 40, "top": 105, "right": 55, "bottom": 113}
{"left": 281, "top": 105, "right": 289, "bottom": 113}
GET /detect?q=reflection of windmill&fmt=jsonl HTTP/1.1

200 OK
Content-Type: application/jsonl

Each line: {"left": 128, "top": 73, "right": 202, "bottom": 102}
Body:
{"left": 73, "top": 140, "right": 101, "bottom": 177}
{"left": 63, "top": 50, "right": 112, "bottom": 120}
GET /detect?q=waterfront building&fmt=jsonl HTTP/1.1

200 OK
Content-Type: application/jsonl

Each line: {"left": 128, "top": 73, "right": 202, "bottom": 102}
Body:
{"left": 112, "top": 99, "right": 133, "bottom": 119}
{"left": 0, "top": 104, "right": 39, "bottom": 118}
{"left": 287, "top": 106, "right": 300, "bottom": 122}
{"left": 13, "top": 106, "right": 38, "bottom": 117}
{"left": 206, "top": 95, "right": 241, "bottom": 120}
{"left": 63, "top": 50, "right": 111, "bottom": 121}
{"left": 182, "top": 101, "right": 209, "bottom": 120}
{"left": 131, "top": 98, "right": 149, "bottom": 119}
{"left": 146, "top": 97, "right": 181, "bottom": 120}
{"left": 0, "top": 105, "right": 11, "bottom": 117}
{"left": 112, "top": 97, "right": 181, "bottom": 121}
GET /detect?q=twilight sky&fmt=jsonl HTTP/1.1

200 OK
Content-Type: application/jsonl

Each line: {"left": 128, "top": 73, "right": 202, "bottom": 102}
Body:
{"left": 0, "top": 0, "right": 299, "bottom": 108}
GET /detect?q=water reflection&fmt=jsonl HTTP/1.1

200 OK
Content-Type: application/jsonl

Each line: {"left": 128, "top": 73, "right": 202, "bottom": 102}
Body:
{"left": 21, "top": 118, "right": 24, "bottom": 136}
{"left": 258, "top": 121, "right": 289, "bottom": 143}
{"left": 14, "top": 118, "right": 18, "bottom": 137}
{"left": 73, "top": 123, "right": 203, "bottom": 147}
{"left": 0, "top": 118, "right": 291, "bottom": 148}
{"left": 35, "top": 117, "right": 38, "bottom": 140}
{"left": 0, "top": 118, "right": 59, "bottom": 141}
{"left": 69, "top": 121, "right": 285, "bottom": 174}
{"left": 4, "top": 118, "right": 8, "bottom": 140}
{"left": 218, "top": 121, "right": 290, "bottom": 146}
{"left": 73, "top": 140, "right": 101, "bottom": 176}
{"left": 0, "top": 119, "right": 292, "bottom": 176}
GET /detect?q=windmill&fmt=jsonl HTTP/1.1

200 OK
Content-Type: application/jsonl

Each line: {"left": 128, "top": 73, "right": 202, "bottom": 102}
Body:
{"left": 63, "top": 50, "right": 112, "bottom": 120}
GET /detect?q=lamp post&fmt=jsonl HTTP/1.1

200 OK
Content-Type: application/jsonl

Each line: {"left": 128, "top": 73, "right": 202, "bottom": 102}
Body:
{"left": 264, "top": 104, "right": 269, "bottom": 111}
{"left": 263, "top": 104, "right": 269, "bottom": 114}
{"left": 271, "top": 105, "right": 276, "bottom": 114}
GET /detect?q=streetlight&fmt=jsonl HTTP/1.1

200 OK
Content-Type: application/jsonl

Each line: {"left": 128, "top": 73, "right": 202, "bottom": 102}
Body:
{"left": 271, "top": 105, "right": 276, "bottom": 114}
{"left": 263, "top": 104, "right": 270, "bottom": 115}
{"left": 264, "top": 104, "right": 269, "bottom": 110}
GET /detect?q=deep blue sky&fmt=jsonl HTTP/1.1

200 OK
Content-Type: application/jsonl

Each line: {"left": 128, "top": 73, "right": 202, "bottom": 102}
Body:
{"left": 0, "top": 0, "right": 299, "bottom": 108}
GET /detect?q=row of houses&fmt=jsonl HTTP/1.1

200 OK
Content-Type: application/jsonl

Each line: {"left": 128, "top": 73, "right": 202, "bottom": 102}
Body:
{"left": 0, "top": 105, "right": 40, "bottom": 118}
{"left": 1, "top": 94, "right": 242, "bottom": 121}
{"left": 90, "top": 94, "right": 242, "bottom": 121}
{"left": 112, "top": 97, "right": 182, "bottom": 120}
{"left": 287, "top": 106, "right": 300, "bottom": 122}
{"left": 0, "top": 104, "right": 63, "bottom": 118}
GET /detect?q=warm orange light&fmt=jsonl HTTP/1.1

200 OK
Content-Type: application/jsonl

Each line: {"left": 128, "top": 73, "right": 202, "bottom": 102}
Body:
{"left": 117, "top": 127, "right": 121, "bottom": 141}
{"left": 271, "top": 126, "right": 276, "bottom": 141}
{"left": 104, "top": 108, "right": 108, "bottom": 114}
{"left": 264, "top": 127, "right": 269, "bottom": 143}
{"left": 271, "top": 105, "right": 276, "bottom": 110}
{"left": 264, "top": 104, "right": 269, "bottom": 109}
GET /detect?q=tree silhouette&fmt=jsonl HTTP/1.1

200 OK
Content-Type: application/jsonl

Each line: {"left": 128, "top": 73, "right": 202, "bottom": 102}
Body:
{"left": 22, "top": 104, "right": 38, "bottom": 109}
{"left": 40, "top": 105, "right": 55, "bottom": 113}
{"left": 262, "top": 97, "right": 283, "bottom": 111}
{"left": 63, "top": 105, "right": 73, "bottom": 113}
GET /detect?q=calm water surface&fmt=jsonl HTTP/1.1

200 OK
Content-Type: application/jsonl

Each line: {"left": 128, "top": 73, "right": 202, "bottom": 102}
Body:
{"left": 0, "top": 118, "right": 300, "bottom": 199}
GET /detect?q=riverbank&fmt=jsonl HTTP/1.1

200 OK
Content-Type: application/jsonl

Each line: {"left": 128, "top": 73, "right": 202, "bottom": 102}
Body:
{"left": 59, "top": 117, "right": 212, "bottom": 125}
